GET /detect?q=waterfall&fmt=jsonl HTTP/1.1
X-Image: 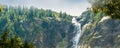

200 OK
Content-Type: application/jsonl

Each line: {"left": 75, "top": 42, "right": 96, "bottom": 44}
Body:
{"left": 71, "top": 17, "right": 82, "bottom": 48}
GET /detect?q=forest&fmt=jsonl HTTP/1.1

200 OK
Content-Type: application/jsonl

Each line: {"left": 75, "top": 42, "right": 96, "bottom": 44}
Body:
{"left": 0, "top": 0, "right": 120, "bottom": 48}
{"left": 0, "top": 6, "right": 72, "bottom": 48}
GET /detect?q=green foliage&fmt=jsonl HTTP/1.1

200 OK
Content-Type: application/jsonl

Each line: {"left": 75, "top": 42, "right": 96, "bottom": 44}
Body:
{"left": 0, "top": 32, "right": 36, "bottom": 48}
{"left": 0, "top": 8, "right": 1, "bottom": 12}
{"left": 89, "top": 0, "right": 120, "bottom": 19}
{"left": 79, "top": 9, "right": 120, "bottom": 48}
{"left": 0, "top": 6, "right": 3, "bottom": 12}
{"left": 0, "top": 5, "right": 72, "bottom": 48}
{"left": 79, "top": 10, "right": 107, "bottom": 48}
{"left": 24, "top": 41, "right": 36, "bottom": 48}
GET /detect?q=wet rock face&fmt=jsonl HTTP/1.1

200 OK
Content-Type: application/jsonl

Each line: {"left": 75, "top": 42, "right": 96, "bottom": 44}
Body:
{"left": 91, "top": 19, "right": 120, "bottom": 48}
{"left": 78, "top": 11, "right": 120, "bottom": 48}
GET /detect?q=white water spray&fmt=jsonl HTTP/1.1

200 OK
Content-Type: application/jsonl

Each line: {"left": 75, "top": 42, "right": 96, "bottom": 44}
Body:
{"left": 72, "top": 17, "right": 82, "bottom": 48}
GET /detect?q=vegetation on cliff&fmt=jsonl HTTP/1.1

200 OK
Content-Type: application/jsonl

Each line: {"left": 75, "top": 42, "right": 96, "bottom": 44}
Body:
{"left": 79, "top": 8, "right": 120, "bottom": 48}
{"left": 89, "top": 0, "right": 120, "bottom": 19}
{"left": 0, "top": 5, "right": 72, "bottom": 48}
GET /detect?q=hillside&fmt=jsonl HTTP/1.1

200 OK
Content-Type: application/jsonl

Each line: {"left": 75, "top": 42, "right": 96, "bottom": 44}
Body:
{"left": 78, "top": 10, "right": 120, "bottom": 48}
{"left": 0, "top": 6, "right": 73, "bottom": 48}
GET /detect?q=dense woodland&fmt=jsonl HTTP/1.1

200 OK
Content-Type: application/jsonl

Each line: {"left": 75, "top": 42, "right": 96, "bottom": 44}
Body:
{"left": 0, "top": 6, "right": 72, "bottom": 48}
{"left": 0, "top": 32, "right": 35, "bottom": 48}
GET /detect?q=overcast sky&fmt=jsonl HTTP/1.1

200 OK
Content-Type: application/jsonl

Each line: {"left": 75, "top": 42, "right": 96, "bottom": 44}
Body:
{"left": 0, "top": 0, "right": 91, "bottom": 16}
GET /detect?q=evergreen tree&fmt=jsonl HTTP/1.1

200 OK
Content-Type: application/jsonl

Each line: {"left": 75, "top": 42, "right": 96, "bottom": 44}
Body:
{"left": 89, "top": 0, "right": 120, "bottom": 19}
{"left": 0, "top": 32, "right": 36, "bottom": 48}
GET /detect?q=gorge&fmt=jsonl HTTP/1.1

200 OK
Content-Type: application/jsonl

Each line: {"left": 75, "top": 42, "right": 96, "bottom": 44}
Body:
{"left": 0, "top": 5, "right": 120, "bottom": 48}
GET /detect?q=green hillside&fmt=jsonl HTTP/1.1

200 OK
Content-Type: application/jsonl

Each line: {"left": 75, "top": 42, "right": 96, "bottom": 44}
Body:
{"left": 0, "top": 6, "right": 73, "bottom": 48}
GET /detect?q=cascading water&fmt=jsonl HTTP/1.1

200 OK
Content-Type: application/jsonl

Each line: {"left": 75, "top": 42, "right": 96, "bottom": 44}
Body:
{"left": 71, "top": 17, "right": 82, "bottom": 48}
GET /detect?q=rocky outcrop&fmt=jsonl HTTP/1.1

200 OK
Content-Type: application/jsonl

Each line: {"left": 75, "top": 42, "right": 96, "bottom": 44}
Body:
{"left": 78, "top": 10, "right": 120, "bottom": 48}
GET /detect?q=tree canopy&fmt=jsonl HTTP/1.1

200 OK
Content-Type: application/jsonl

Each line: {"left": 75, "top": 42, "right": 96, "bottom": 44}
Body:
{"left": 0, "top": 5, "right": 72, "bottom": 48}
{"left": 0, "top": 32, "right": 36, "bottom": 48}
{"left": 89, "top": 0, "right": 120, "bottom": 19}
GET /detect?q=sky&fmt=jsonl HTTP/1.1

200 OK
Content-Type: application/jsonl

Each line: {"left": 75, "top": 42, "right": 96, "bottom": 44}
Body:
{"left": 0, "top": 0, "right": 91, "bottom": 16}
